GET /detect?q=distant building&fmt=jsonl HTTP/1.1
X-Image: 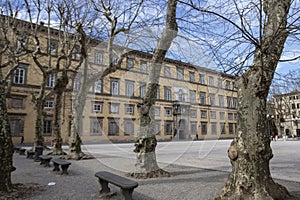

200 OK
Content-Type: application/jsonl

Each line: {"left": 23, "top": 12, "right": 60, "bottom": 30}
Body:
{"left": 273, "top": 91, "right": 300, "bottom": 137}
{"left": 2, "top": 17, "right": 238, "bottom": 144}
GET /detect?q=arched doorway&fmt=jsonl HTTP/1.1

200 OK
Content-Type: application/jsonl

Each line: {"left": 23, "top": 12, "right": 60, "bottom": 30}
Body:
{"left": 178, "top": 119, "right": 186, "bottom": 139}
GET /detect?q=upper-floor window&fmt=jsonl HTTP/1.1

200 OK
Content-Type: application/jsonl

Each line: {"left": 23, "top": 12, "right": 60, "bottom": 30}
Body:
{"left": 13, "top": 64, "right": 27, "bottom": 84}
{"left": 92, "top": 102, "right": 102, "bottom": 112}
{"left": 111, "top": 79, "right": 119, "bottom": 95}
{"left": 73, "top": 45, "right": 81, "bottom": 59}
{"left": 94, "top": 80, "right": 102, "bottom": 93}
{"left": 189, "top": 72, "right": 195, "bottom": 82}
{"left": 73, "top": 74, "right": 81, "bottom": 91}
{"left": 140, "top": 83, "right": 146, "bottom": 98}
{"left": 209, "top": 76, "right": 214, "bottom": 86}
{"left": 210, "top": 93, "right": 215, "bottom": 106}
{"left": 8, "top": 96, "right": 24, "bottom": 109}
{"left": 218, "top": 95, "right": 224, "bottom": 107}
{"left": 44, "top": 100, "right": 54, "bottom": 109}
{"left": 127, "top": 58, "right": 134, "bottom": 70}
{"left": 210, "top": 111, "right": 217, "bottom": 119}
{"left": 227, "top": 96, "right": 232, "bottom": 108}
{"left": 49, "top": 40, "right": 58, "bottom": 54}
{"left": 47, "top": 74, "right": 55, "bottom": 88}
{"left": 200, "top": 92, "right": 206, "bottom": 105}
{"left": 178, "top": 89, "right": 185, "bottom": 102}
{"left": 164, "top": 66, "right": 171, "bottom": 77}
{"left": 225, "top": 80, "right": 231, "bottom": 90}
{"left": 218, "top": 78, "right": 222, "bottom": 88}
{"left": 199, "top": 74, "right": 205, "bottom": 84}
{"left": 164, "top": 107, "right": 172, "bottom": 117}
{"left": 164, "top": 87, "right": 172, "bottom": 101}
{"left": 201, "top": 110, "right": 207, "bottom": 118}
{"left": 219, "top": 112, "right": 225, "bottom": 120}
{"left": 94, "top": 51, "right": 103, "bottom": 65}
{"left": 110, "top": 103, "right": 119, "bottom": 113}
{"left": 156, "top": 87, "right": 160, "bottom": 99}
{"left": 177, "top": 67, "right": 184, "bottom": 79}
{"left": 125, "top": 81, "right": 134, "bottom": 97}
{"left": 125, "top": 104, "right": 134, "bottom": 115}
{"left": 190, "top": 110, "right": 197, "bottom": 118}
{"left": 233, "top": 97, "right": 238, "bottom": 108}
{"left": 140, "top": 61, "right": 147, "bottom": 73}
{"left": 190, "top": 90, "right": 196, "bottom": 103}
{"left": 154, "top": 107, "right": 160, "bottom": 116}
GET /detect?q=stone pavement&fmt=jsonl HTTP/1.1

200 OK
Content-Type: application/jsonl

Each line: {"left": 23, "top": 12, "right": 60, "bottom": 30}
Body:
{"left": 11, "top": 144, "right": 300, "bottom": 200}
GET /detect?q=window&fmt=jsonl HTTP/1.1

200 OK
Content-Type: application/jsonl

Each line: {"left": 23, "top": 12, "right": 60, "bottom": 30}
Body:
{"left": 220, "top": 123, "right": 226, "bottom": 134}
{"left": 190, "top": 110, "right": 197, "bottom": 118}
{"left": 124, "top": 120, "right": 134, "bottom": 135}
{"left": 8, "top": 96, "right": 24, "bottom": 109}
{"left": 112, "top": 56, "right": 118, "bottom": 65}
{"left": 178, "top": 89, "right": 185, "bottom": 102}
{"left": 164, "top": 87, "right": 171, "bottom": 101}
{"left": 209, "top": 76, "right": 214, "bottom": 86}
{"left": 164, "top": 66, "right": 171, "bottom": 77}
{"left": 90, "top": 117, "right": 103, "bottom": 136}
{"left": 200, "top": 92, "right": 206, "bottom": 105}
{"left": 225, "top": 80, "right": 231, "bottom": 90}
{"left": 164, "top": 107, "right": 172, "bottom": 116}
{"left": 49, "top": 40, "right": 58, "bottom": 54}
{"left": 227, "top": 96, "right": 232, "bottom": 108}
{"left": 190, "top": 122, "right": 197, "bottom": 135}
{"left": 140, "top": 83, "right": 146, "bottom": 98}
{"left": 218, "top": 95, "right": 224, "bottom": 107}
{"left": 210, "top": 94, "right": 215, "bottom": 106}
{"left": 92, "top": 80, "right": 102, "bottom": 93}
{"left": 108, "top": 119, "right": 119, "bottom": 135}
{"left": 189, "top": 72, "right": 195, "bottom": 82}
{"left": 13, "top": 65, "right": 27, "bottom": 84}
{"left": 164, "top": 121, "right": 173, "bottom": 135}
{"left": 218, "top": 78, "right": 222, "bottom": 88}
{"left": 44, "top": 100, "right": 54, "bottom": 109}
{"left": 73, "top": 45, "right": 80, "bottom": 59}
{"left": 199, "top": 74, "right": 205, "bottom": 84}
{"left": 140, "top": 61, "right": 147, "bottom": 72}
{"left": 190, "top": 90, "right": 196, "bottom": 103}
{"left": 177, "top": 67, "right": 184, "bottom": 79}
{"left": 201, "top": 122, "right": 207, "bottom": 135}
{"left": 125, "top": 81, "right": 134, "bottom": 97}
{"left": 94, "top": 51, "right": 103, "bottom": 65}
{"left": 219, "top": 112, "right": 225, "bottom": 120}
{"left": 110, "top": 103, "right": 119, "bottom": 113}
{"left": 232, "top": 82, "right": 236, "bottom": 90}
{"left": 127, "top": 58, "right": 134, "bottom": 70}
{"left": 292, "top": 103, "right": 296, "bottom": 109}
{"left": 211, "top": 122, "right": 217, "bottom": 135}
{"left": 111, "top": 79, "right": 119, "bottom": 95}
{"left": 9, "top": 115, "right": 24, "bottom": 136}
{"left": 210, "top": 111, "right": 216, "bottom": 119}
{"left": 228, "top": 113, "right": 234, "bottom": 120}
{"left": 44, "top": 119, "right": 52, "bottom": 135}
{"left": 73, "top": 76, "right": 80, "bottom": 91}
{"left": 201, "top": 110, "right": 207, "bottom": 118}
{"left": 229, "top": 123, "right": 234, "bottom": 134}
{"left": 47, "top": 74, "right": 55, "bottom": 88}
{"left": 155, "top": 120, "right": 161, "bottom": 135}
{"left": 92, "top": 102, "right": 102, "bottom": 112}
{"left": 233, "top": 97, "right": 238, "bottom": 108}
{"left": 154, "top": 107, "right": 160, "bottom": 116}
{"left": 125, "top": 104, "right": 134, "bottom": 115}
{"left": 156, "top": 87, "right": 160, "bottom": 99}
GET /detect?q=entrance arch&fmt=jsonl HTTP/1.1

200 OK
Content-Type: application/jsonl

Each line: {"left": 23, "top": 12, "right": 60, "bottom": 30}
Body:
{"left": 178, "top": 119, "right": 186, "bottom": 139}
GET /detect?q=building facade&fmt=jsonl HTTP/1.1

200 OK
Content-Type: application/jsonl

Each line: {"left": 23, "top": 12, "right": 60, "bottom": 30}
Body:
{"left": 3, "top": 18, "right": 238, "bottom": 145}
{"left": 273, "top": 91, "right": 300, "bottom": 137}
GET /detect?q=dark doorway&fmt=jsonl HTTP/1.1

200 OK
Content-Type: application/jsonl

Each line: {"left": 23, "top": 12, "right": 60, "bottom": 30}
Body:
{"left": 178, "top": 119, "right": 186, "bottom": 139}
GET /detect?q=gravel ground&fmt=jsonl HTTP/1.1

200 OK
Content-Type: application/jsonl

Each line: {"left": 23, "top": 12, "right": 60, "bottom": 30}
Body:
{"left": 10, "top": 150, "right": 300, "bottom": 200}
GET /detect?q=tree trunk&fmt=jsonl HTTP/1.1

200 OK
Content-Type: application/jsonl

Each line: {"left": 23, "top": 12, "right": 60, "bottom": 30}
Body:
{"left": 220, "top": 0, "right": 291, "bottom": 199}
{"left": 34, "top": 97, "right": 45, "bottom": 149}
{"left": 129, "top": 0, "right": 178, "bottom": 179}
{"left": 0, "top": 70, "right": 14, "bottom": 192}
{"left": 50, "top": 72, "right": 68, "bottom": 155}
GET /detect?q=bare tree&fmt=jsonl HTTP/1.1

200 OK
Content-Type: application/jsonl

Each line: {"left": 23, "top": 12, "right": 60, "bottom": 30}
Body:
{"left": 175, "top": 0, "right": 299, "bottom": 199}
{"left": 0, "top": 5, "right": 27, "bottom": 192}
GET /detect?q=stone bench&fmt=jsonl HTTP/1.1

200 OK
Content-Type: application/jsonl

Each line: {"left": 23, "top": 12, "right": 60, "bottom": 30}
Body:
{"left": 39, "top": 155, "right": 52, "bottom": 167}
{"left": 52, "top": 159, "right": 71, "bottom": 175}
{"left": 95, "top": 171, "right": 138, "bottom": 200}
{"left": 26, "top": 150, "right": 35, "bottom": 159}
{"left": 19, "top": 148, "right": 26, "bottom": 155}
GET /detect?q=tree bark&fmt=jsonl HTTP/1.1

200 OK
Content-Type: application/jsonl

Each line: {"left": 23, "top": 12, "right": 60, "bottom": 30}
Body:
{"left": 50, "top": 72, "right": 68, "bottom": 155}
{"left": 34, "top": 96, "right": 45, "bottom": 149}
{"left": 0, "top": 69, "right": 14, "bottom": 192}
{"left": 220, "top": 0, "right": 291, "bottom": 199}
{"left": 129, "top": 0, "right": 178, "bottom": 179}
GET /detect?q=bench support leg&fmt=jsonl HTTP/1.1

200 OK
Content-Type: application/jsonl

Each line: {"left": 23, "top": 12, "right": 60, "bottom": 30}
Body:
{"left": 99, "top": 179, "right": 110, "bottom": 194}
{"left": 121, "top": 188, "right": 134, "bottom": 200}
{"left": 61, "top": 165, "right": 69, "bottom": 175}
{"left": 53, "top": 163, "right": 60, "bottom": 172}
{"left": 44, "top": 159, "right": 51, "bottom": 167}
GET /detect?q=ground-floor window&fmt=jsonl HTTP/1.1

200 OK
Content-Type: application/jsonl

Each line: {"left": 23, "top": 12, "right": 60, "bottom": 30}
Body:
{"left": 201, "top": 122, "right": 207, "bottom": 135}
{"left": 124, "top": 120, "right": 134, "bottom": 135}
{"left": 44, "top": 119, "right": 52, "bottom": 136}
{"left": 164, "top": 121, "right": 173, "bottom": 135}
{"left": 108, "top": 119, "right": 119, "bottom": 136}
{"left": 90, "top": 117, "right": 103, "bottom": 136}
{"left": 9, "top": 115, "right": 24, "bottom": 136}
